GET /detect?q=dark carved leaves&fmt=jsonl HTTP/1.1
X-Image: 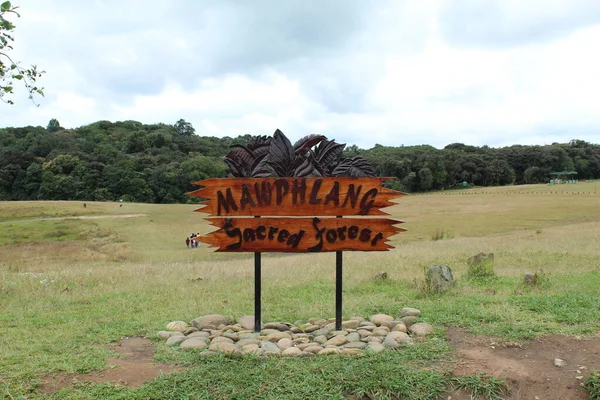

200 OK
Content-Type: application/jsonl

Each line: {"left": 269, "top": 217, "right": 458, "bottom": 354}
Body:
{"left": 221, "top": 129, "right": 376, "bottom": 178}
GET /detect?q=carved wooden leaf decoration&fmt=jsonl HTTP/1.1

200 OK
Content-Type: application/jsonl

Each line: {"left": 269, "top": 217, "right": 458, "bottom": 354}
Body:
{"left": 268, "top": 129, "right": 295, "bottom": 176}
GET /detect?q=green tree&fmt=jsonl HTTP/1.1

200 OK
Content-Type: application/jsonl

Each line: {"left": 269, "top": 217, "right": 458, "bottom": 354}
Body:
{"left": 0, "top": 1, "right": 44, "bottom": 104}
{"left": 46, "top": 118, "right": 62, "bottom": 133}
{"left": 175, "top": 119, "right": 195, "bottom": 137}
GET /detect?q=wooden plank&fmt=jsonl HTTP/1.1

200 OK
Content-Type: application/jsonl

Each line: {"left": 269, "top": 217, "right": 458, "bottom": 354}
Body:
{"left": 187, "top": 177, "right": 405, "bottom": 217}
{"left": 197, "top": 217, "right": 405, "bottom": 252}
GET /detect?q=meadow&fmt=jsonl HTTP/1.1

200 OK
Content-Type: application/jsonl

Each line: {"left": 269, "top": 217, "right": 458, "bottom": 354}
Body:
{"left": 1, "top": 182, "right": 599, "bottom": 399}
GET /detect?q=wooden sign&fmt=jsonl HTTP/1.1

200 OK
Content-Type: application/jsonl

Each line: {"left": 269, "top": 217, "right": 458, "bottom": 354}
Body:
{"left": 188, "top": 177, "right": 404, "bottom": 217}
{"left": 200, "top": 217, "right": 405, "bottom": 252}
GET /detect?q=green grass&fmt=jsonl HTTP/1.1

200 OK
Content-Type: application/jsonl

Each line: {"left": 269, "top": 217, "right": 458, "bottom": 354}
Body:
{"left": 0, "top": 183, "right": 599, "bottom": 398}
{"left": 584, "top": 370, "right": 600, "bottom": 400}
{"left": 451, "top": 373, "right": 509, "bottom": 400}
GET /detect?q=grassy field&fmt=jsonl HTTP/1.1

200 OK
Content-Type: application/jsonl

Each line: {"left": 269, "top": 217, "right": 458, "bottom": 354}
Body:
{"left": 1, "top": 182, "right": 599, "bottom": 399}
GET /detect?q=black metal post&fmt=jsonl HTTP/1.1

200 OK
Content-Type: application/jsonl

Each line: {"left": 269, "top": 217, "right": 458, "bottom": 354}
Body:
{"left": 254, "top": 216, "right": 261, "bottom": 333}
{"left": 335, "top": 216, "right": 343, "bottom": 331}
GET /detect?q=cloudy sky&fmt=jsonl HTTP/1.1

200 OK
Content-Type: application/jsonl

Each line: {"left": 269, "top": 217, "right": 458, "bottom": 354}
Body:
{"left": 3, "top": 0, "right": 600, "bottom": 149}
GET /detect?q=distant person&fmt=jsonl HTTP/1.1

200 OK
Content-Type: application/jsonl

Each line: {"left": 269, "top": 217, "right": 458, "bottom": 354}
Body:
{"left": 83, "top": 203, "right": 86, "bottom": 208}
{"left": 195, "top": 239, "right": 199, "bottom": 248}
{"left": 185, "top": 237, "right": 190, "bottom": 248}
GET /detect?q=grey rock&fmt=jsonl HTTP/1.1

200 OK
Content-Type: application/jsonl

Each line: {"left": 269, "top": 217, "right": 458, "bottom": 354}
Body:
{"left": 344, "top": 341, "right": 367, "bottom": 349}
{"left": 399, "top": 307, "right": 421, "bottom": 318}
{"left": 282, "top": 347, "right": 302, "bottom": 357}
{"left": 387, "top": 331, "right": 413, "bottom": 345}
{"left": 303, "top": 346, "right": 323, "bottom": 354}
{"left": 191, "top": 314, "right": 231, "bottom": 330}
{"left": 157, "top": 330, "right": 173, "bottom": 340}
{"left": 401, "top": 316, "right": 419, "bottom": 327}
{"left": 427, "top": 264, "right": 454, "bottom": 291}
{"left": 341, "top": 320, "right": 360, "bottom": 330}
{"left": 211, "top": 336, "right": 234, "bottom": 344}
{"left": 260, "top": 341, "right": 280, "bottom": 353}
{"left": 313, "top": 335, "right": 328, "bottom": 345}
{"left": 237, "top": 316, "right": 256, "bottom": 331}
{"left": 166, "top": 335, "right": 187, "bottom": 346}
{"left": 238, "top": 332, "right": 260, "bottom": 340}
{"left": 375, "top": 271, "right": 388, "bottom": 280}
{"left": 467, "top": 252, "right": 494, "bottom": 266}
{"left": 237, "top": 338, "right": 260, "bottom": 347}
{"left": 318, "top": 348, "right": 340, "bottom": 355}
{"left": 383, "top": 335, "right": 399, "bottom": 348}
{"left": 208, "top": 342, "right": 242, "bottom": 355}
{"left": 311, "top": 327, "right": 331, "bottom": 337}
{"left": 554, "top": 358, "right": 566, "bottom": 367}
{"left": 392, "top": 324, "right": 407, "bottom": 333}
{"left": 277, "top": 338, "right": 294, "bottom": 350}
{"left": 409, "top": 323, "right": 434, "bottom": 337}
{"left": 180, "top": 338, "right": 208, "bottom": 350}
{"left": 346, "top": 332, "right": 361, "bottom": 342}
{"left": 187, "top": 331, "right": 210, "bottom": 339}
{"left": 369, "top": 314, "right": 394, "bottom": 325}
{"left": 366, "top": 342, "right": 385, "bottom": 353}
{"left": 324, "top": 335, "right": 348, "bottom": 347}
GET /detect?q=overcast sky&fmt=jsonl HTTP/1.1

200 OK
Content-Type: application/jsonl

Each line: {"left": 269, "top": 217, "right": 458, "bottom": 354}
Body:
{"left": 3, "top": 0, "right": 600, "bottom": 149}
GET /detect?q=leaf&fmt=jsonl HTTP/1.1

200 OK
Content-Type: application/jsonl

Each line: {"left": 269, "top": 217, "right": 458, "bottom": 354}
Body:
{"left": 313, "top": 139, "right": 346, "bottom": 175}
{"left": 293, "top": 134, "right": 326, "bottom": 155}
{"left": 12, "top": 74, "right": 22, "bottom": 80}
{"left": 331, "top": 157, "right": 376, "bottom": 177}
{"left": 267, "top": 129, "right": 295, "bottom": 176}
{"left": 294, "top": 156, "right": 315, "bottom": 177}
{"left": 226, "top": 145, "right": 254, "bottom": 168}
{"left": 36, "top": 89, "right": 44, "bottom": 96}
{"left": 220, "top": 157, "right": 243, "bottom": 177}
{"left": 251, "top": 154, "right": 274, "bottom": 178}
{"left": 1, "top": 1, "right": 11, "bottom": 12}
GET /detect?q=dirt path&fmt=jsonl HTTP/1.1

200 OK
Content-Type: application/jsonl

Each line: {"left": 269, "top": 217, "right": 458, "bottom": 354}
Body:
{"left": 0, "top": 214, "right": 148, "bottom": 224}
{"left": 447, "top": 327, "right": 600, "bottom": 399}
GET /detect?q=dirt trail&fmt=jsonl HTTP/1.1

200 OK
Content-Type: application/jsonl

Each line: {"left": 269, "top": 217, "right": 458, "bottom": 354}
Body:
{"left": 0, "top": 214, "right": 148, "bottom": 224}
{"left": 447, "top": 327, "right": 600, "bottom": 400}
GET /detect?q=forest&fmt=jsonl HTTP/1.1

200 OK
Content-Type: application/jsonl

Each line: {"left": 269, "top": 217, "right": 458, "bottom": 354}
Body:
{"left": 0, "top": 119, "right": 598, "bottom": 203}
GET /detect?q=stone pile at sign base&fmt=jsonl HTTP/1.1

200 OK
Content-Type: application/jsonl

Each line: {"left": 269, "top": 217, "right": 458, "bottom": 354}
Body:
{"left": 157, "top": 308, "right": 434, "bottom": 357}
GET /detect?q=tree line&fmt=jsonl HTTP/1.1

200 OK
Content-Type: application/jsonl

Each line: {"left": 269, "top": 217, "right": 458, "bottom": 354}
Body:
{"left": 0, "top": 119, "right": 598, "bottom": 202}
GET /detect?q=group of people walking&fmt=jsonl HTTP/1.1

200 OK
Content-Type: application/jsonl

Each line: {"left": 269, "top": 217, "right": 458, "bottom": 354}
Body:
{"left": 186, "top": 233, "right": 200, "bottom": 248}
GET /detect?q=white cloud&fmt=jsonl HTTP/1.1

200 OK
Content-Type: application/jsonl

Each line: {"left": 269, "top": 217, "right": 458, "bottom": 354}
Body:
{"left": 3, "top": 0, "right": 600, "bottom": 148}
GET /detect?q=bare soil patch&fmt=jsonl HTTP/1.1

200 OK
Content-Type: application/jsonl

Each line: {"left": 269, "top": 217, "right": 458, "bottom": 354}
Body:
{"left": 447, "top": 327, "right": 600, "bottom": 400}
{"left": 39, "top": 337, "right": 181, "bottom": 394}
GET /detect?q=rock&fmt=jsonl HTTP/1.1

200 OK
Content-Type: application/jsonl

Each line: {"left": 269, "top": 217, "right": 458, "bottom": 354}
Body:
{"left": 157, "top": 330, "right": 174, "bottom": 339}
{"left": 346, "top": 332, "right": 361, "bottom": 342}
{"left": 409, "top": 323, "right": 434, "bottom": 337}
{"left": 392, "top": 324, "right": 407, "bottom": 333}
{"left": 324, "top": 335, "right": 348, "bottom": 347}
{"left": 166, "top": 336, "right": 187, "bottom": 346}
{"left": 401, "top": 316, "right": 419, "bottom": 327}
{"left": 308, "top": 318, "right": 328, "bottom": 327}
{"left": 211, "top": 336, "right": 234, "bottom": 345}
{"left": 387, "top": 331, "right": 413, "bottom": 345}
{"left": 311, "top": 327, "right": 331, "bottom": 337}
{"left": 318, "top": 348, "right": 341, "bottom": 355}
{"left": 383, "top": 335, "right": 399, "bottom": 349}
{"left": 427, "top": 265, "right": 454, "bottom": 291}
{"left": 237, "top": 316, "right": 256, "bottom": 331}
{"left": 265, "top": 331, "right": 292, "bottom": 342}
{"left": 373, "top": 328, "right": 389, "bottom": 337}
{"left": 359, "top": 321, "right": 376, "bottom": 328}
{"left": 290, "top": 327, "right": 303, "bottom": 334}
{"left": 263, "top": 322, "right": 281, "bottom": 330}
{"left": 367, "top": 336, "right": 383, "bottom": 344}
{"left": 524, "top": 272, "right": 536, "bottom": 286}
{"left": 260, "top": 341, "right": 280, "bottom": 353}
{"left": 399, "top": 308, "right": 421, "bottom": 318}
{"left": 208, "top": 342, "right": 241, "bottom": 355}
{"left": 282, "top": 347, "right": 302, "bottom": 357}
{"left": 222, "top": 332, "right": 239, "bottom": 341}
{"left": 183, "top": 327, "right": 199, "bottom": 335}
{"left": 313, "top": 335, "right": 328, "bottom": 345}
{"left": 238, "top": 332, "right": 260, "bottom": 340}
{"left": 344, "top": 341, "right": 367, "bottom": 349}
{"left": 375, "top": 271, "right": 388, "bottom": 280}
{"left": 370, "top": 314, "right": 394, "bottom": 325}
{"left": 242, "top": 344, "right": 260, "bottom": 354}
{"left": 304, "top": 346, "right": 323, "bottom": 354}
{"left": 340, "top": 348, "right": 363, "bottom": 355}
{"left": 299, "top": 351, "right": 317, "bottom": 359}
{"left": 366, "top": 342, "right": 385, "bottom": 353}
{"left": 166, "top": 321, "right": 189, "bottom": 332}
{"left": 341, "top": 320, "right": 360, "bottom": 330}
{"left": 296, "top": 343, "right": 313, "bottom": 351}
{"left": 188, "top": 331, "right": 210, "bottom": 338}
{"left": 191, "top": 314, "right": 231, "bottom": 330}
{"left": 554, "top": 358, "right": 566, "bottom": 367}
{"left": 277, "top": 338, "right": 294, "bottom": 350}
{"left": 303, "top": 324, "right": 320, "bottom": 333}
{"left": 180, "top": 338, "right": 208, "bottom": 350}
{"left": 237, "top": 339, "right": 260, "bottom": 347}
{"left": 357, "top": 329, "right": 372, "bottom": 338}
{"left": 222, "top": 325, "right": 242, "bottom": 332}
{"left": 380, "top": 321, "right": 401, "bottom": 330}
{"left": 277, "top": 323, "right": 290, "bottom": 332}
{"left": 467, "top": 252, "right": 494, "bottom": 266}
{"left": 350, "top": 316, "right": 365, "bottom": 323}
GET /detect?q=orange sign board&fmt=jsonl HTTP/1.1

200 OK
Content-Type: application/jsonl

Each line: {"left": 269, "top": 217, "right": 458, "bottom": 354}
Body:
{"left": 188, "top": 177, "right": 404, "bottom": 217}
{"left": 198, "top": 217, "right": 404, "bottom": 252}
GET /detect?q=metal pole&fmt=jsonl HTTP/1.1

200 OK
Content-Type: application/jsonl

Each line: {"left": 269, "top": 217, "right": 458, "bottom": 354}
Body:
{"left": 254, "top": 216, "right": 261, "bottom": 333}
{"left": 335, "top": 216, "right": 343, "bottom": 331}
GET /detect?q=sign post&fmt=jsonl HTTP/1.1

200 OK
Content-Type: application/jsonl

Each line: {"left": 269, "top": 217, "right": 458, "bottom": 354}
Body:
{"left": 189, "top": 176, "right": 405, "bottom": 331}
